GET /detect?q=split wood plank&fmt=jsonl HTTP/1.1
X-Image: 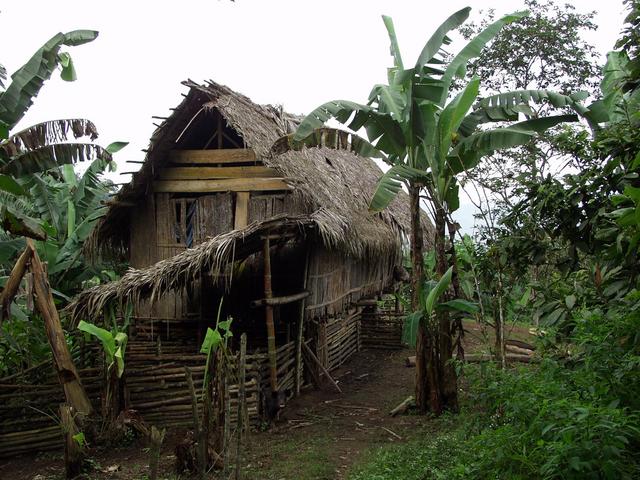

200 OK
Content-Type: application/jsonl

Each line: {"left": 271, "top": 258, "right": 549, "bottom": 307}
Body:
{"left": 168, "top": 149, "right": 257, "bottom": 164}
{"left": 234, "top": 192, "right": 250, "bottom": 230}
{"left": 159, "top": 166, "right": 278, "bottom": 180}
{"left": 153, "top": 178, "right": 290, "bottom": 193}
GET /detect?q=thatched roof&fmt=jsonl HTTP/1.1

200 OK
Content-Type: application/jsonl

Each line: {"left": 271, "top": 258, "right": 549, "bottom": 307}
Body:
{"left": 89, "top": 79, "right": 432, "bottom": 261}
{"left": 68, "top": 213, "right": 342, "bottom": 324}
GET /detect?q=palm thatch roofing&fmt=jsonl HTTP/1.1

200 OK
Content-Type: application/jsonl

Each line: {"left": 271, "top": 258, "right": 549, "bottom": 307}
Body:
{"left": 71, "top": 80, "right": 434, "bottom": 321}
{"left": 88, "top": 79, "right": 432, "bottom": 261}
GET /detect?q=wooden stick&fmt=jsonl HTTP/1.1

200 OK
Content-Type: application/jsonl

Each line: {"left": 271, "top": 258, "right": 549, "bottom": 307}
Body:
{"left": 381, "top": 426, "right": 402, "bottom": 440}
{"left": 222, "top": 360, "right": 231, "bottom": 478}
{"left": 263, "top": 237, "right": 278, "bottom": 392}
{"left": 0, "top": 245, "right": 33, "bottom": 324}
{"left": 302, "top": 342, "right": 342, "bottom": 394}
{"left": 390, "top": 396, "right": 415, "bottom": 417}
{"left": 235, "top": 334, "right": 247, "bottom": 480}
{"left": 250, "top": 291, "right": 309, "bottom": 308}
{"left": 29, "top": 240, "right": 93, "bottom": 416}
{"left": 148, "top": 425, "right": 166, "bottom": 480}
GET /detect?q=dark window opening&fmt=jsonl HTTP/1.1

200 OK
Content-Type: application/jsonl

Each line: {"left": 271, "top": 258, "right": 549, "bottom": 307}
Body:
{"left": 173, "top": 198, "right": 198, "bottom": 247}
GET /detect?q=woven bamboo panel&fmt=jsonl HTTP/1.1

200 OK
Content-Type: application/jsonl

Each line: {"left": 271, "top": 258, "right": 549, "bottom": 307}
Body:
{"left": 0, "top": 345, "right": 103, "bottom": 458}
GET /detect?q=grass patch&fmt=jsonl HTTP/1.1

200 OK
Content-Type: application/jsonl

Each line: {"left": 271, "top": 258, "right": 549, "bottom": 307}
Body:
{"left": 348, "top": 414, "right": 471, "bottom": 480}
{"left": 242, "top": 434, "right": 335, "bottom": 480}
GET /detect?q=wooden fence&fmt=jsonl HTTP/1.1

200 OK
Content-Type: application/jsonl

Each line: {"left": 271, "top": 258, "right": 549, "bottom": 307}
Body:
{"left": 0, "top": 344, "right": 102, "bottom": 458}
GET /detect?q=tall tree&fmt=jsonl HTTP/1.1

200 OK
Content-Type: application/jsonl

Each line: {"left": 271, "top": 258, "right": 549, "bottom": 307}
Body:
{"left": 287, "top": 7, "right": 590, "bottom": 413}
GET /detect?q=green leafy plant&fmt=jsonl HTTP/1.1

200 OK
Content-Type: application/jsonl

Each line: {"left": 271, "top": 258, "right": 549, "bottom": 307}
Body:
{"left": 403, "top": 267, "right": 478, "bottom": 347}
{"left": 77, "top": 303, "right": 131, "bottom": 378}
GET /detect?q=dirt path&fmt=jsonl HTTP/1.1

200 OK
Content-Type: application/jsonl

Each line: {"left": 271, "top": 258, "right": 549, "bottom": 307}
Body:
{"left": 240, "top": 347, "right": 425, "bottom": 480}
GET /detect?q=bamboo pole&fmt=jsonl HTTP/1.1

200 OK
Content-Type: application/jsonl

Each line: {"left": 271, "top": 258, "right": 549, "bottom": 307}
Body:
{"left": 262, "top": 236, "right": 278, "bottom": 392}
{"left": 0, "top": 245, "right": 33, "bottom": 324}
{"left": 28, "top": 240, "right": 93, "bottom": 416}
{"left": 295, "top": 246, "right": 310, "bottom": 396}
{"left": 235, "top": 334, "right": 247, "bottom": 480}
{"left": 250, "top": 291, "right": 309, "bottom": 308}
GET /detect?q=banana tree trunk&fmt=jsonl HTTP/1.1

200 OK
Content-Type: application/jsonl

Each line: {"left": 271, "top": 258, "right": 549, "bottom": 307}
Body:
{"left": 409, "top": 184, "right": 430, "bottom": 413}
{"left": 434, "top": 206, "right": 458, "bottom": 412}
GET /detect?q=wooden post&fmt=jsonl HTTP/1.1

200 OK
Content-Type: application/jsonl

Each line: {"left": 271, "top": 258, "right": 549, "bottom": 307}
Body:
{"left": 60, "top": 403, "right": 83, "bottom": 479}
{"left": 0, "top": 245, "right": 33, "bottom": 324}
{"left": 235, "top": 334, "right": 247, "bottom": 480}
{"left": 295, "top": 246, "right": 310, "bottom": 396}
{"left": 262, "top": 236, "right": 278, "bottom": 392}
{"left": 29, "top": 240, "right": 93, "bottom": 416}
{"left": 234, "top": 192, "right": 250, "bottom": 230}
{"left": 148, "top": 425, "right": 166, "bottom": 480}
{"left": 185, "top": 366, "right": 206, "bottom": 480}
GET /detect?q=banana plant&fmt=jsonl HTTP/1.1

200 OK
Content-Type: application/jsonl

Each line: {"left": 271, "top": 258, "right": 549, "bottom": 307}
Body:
{"left": 77, "top": 304, "right": 131, "bottom": 426}
{"left": 0, "top": 30, "right": 126, "bottom": 239}
{"left": 77, "top": 304, "right": 131, "bottom": 379}
{"left": 287, "top": 7, "right": 592, "bottom": 414}
{"left": 200, "top": 299, "right": 233, "bottom": 393}
{"left": 403, "top": 266, "right": 478, "bottom": 347}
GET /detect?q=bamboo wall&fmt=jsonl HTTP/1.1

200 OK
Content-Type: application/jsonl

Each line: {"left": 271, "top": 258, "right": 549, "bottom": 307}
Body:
{"left": 305, "top": 245, "right": 399, "bottom": 319}
{"left": 315, "top": 309, "right": 361, "bottom": 372}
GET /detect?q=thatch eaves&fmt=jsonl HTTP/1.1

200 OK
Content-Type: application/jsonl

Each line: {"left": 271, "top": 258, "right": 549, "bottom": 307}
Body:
{"left": 68, "top": 212, "right": 346, "bottom": 324}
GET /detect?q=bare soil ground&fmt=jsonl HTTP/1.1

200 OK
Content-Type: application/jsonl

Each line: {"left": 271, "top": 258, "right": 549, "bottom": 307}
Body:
{"left": 0, "top": 322, "right": 532, "bottom": 480}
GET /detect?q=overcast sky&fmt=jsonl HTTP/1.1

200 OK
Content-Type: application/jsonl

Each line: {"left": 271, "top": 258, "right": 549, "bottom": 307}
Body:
{"left": 0, "top": 0, "right": 628, "bottom": 231}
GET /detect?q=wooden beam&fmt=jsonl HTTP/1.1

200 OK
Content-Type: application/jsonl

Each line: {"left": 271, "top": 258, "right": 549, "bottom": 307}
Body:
{"left": 250, "top": 291, "right": 310, "bottom": 308}
{"left": 159, "top": 166, "right": 278, "bottom": 180}
{"left": 153, "top": 178, "right": 289, "bottom": 193}
{"left": 168, "top": 149, "right": 257, "bottom": 164}
{"left": 234, "top": 192, "right": 250, "bottom": 230}
{"left": 28, "top": 239, "right": 93, "bottom": 416}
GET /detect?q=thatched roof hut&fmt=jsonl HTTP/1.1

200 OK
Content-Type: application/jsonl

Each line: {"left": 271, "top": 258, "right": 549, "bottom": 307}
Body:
{"left": 64, "top": 79, "right": 435, "bottom": 432}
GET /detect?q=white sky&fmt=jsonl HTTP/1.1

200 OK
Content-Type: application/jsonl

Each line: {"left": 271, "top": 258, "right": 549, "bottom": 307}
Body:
{"left": 0, "top": 0, "right": 628, "bottom": 231}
